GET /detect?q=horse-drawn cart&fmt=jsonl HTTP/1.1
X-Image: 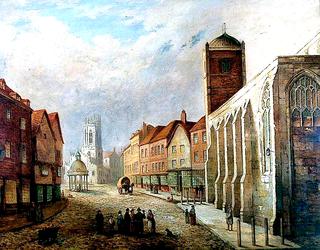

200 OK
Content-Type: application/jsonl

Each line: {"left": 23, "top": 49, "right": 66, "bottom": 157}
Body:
{"left": 117, "top": 176, "right": 131, "bottom": 194}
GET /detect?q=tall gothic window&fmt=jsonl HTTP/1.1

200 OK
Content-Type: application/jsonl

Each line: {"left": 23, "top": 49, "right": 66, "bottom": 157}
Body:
{"left": 89, "top": 130, "right": 93, "bottom": 144}
{"left": 261, "top": 82, "right": 271, "bottom": 173}
{"left": 290, "top": 75, "right": 320, "bottom": 127}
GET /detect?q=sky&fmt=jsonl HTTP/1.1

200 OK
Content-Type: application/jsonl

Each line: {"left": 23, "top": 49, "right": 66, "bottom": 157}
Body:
{"left": 0, "top": 0, "right": 319, "bottom": 158}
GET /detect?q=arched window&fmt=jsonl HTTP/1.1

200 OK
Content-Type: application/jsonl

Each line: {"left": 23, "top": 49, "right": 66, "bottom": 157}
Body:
{"left": 89, "top": 130, "right": 93, "bottom": 144}
{"left": 260, "top": 82, "right": 271, "bottom": 173}
{"left": 289, "top": 75, "right": 320, "bottom": 127}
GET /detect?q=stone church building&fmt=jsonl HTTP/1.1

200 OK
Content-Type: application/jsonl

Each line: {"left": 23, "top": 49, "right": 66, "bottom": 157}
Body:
{"left": 65, "top": 114, "right": 109, "bottom": 184}
{"left": 204, "top": 31, "right": 320, "bottom": 236}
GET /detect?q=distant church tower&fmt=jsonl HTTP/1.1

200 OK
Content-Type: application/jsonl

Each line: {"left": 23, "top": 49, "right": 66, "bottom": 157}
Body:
{"left": 81, "top": 114, "right": 103, "bottom": 166}
{"left": 204, "top": 29, "right": 246, "bottom": 115}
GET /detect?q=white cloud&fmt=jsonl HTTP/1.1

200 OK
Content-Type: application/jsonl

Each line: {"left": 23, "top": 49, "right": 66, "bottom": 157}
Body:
{"left": 0, "top": 0, "right": 319, "bottom": 153}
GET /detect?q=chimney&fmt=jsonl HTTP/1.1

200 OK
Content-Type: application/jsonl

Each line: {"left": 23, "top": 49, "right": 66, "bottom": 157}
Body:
{"left": 181, "top": 110, "right": 187, "bottom": 123}
{"left": 142, "top": 122, "right": 148, "bottom": 137}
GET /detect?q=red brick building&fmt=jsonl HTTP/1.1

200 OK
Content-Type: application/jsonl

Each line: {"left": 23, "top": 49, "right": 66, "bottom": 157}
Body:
{"left": 190, "top": 116, "right": 206, "bottom": 194}
{"left": 204, "top": 32, "right": 246, "bottom": 114}
{"left": 0, "top": 79, "right": 32, "bottom": 212}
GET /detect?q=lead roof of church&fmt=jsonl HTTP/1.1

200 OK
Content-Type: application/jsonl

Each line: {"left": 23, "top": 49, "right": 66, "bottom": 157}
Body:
{"left": 209, "top": 32, "right": 241, "bottom": 49}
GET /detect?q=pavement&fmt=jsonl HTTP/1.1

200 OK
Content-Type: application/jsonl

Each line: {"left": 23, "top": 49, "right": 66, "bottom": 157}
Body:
{"left": 0, "top": 199, "right": 68, "bottom": 233}
{"left": 136, "top": 188, "right": 301, "bottom": 250}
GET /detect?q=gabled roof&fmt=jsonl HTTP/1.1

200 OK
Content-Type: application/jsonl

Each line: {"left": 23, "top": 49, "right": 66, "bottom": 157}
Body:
{"left": 166, "top": 121, "right": 196, "bottom": 146}
{"left": 32, "top": 109, "right": 55, "bottom": 140}
{"left": 190, "top": 116, "right": 206, "bottom": 132}
{"left": 103, "top": 151, "right": 113, "bottom": 158}
{"left": 0, "top": 79, "right": 32, "bottom": 109}
{"left": 48, "top": 112, "right": 64, "bottom": 144}
{"left": 151, "top": 120, "right": 196, "bottom": 143}
{"left": 140, "top": 126, "right": 165, "bottom": 146}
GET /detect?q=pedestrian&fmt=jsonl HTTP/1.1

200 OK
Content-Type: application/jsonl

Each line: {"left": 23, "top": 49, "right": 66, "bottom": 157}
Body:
{"left": 135, "top": 207, "right": 145, "bottom": 235}
{"left": 142, "top": 209, "right": 146, "bottom": 232}
{"left": 226, "top": 205, "right": 233, "bottom": 231}
{"left": 95, "top": 210, "right": 104, "bottom": 234}
{"left": 147, "top": 209, "right": 156, "bottom": 234}
{"left": 124, "top": 208, "right": 131, "bottom": 235}
{"left": 185, "top": 208, "right": 190, "bottom": 224}
{"left": 35, "top": 203, "right": 43, "bottom": 224}
{"left": 107, "top": 215, "right": 115, "bottom": 234}
{"left": 189, "top": 205, "right": 196, "bottom": 225}
{"left": 130, "top": 208, "right": 136, "bottom": 234}
{"left": 117, "top": 210, "right": 124, "bottom": 233}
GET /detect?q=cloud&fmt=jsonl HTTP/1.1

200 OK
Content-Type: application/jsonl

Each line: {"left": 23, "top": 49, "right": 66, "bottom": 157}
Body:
{"left": 0, "top": 0, "right": 319, "bottom": 156}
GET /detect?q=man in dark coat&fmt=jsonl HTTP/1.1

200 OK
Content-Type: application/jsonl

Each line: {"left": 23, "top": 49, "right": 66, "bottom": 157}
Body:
{"left": 124, "top": 208, "right": 131, "bottom": 235}
{"left": 135, "top": 207, "right": 145, "bottom": 235}
{"left": 95, "top": 210, "right": 104, "bottom": 234}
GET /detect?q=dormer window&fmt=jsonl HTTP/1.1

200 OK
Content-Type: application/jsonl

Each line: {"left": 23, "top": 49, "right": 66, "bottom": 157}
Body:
{"left": 220, "top": 59, "right": 231, "bottom": 73}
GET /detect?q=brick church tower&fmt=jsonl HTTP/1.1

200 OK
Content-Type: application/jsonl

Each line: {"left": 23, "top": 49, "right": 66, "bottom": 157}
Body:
{"left": 204, "top": 31, "right": 246, "bottom": 115}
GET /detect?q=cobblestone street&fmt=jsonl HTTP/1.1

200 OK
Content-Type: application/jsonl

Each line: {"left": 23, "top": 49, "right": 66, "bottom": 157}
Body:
{"left": 0, "top": 185, "right": 231, "bottom": 249}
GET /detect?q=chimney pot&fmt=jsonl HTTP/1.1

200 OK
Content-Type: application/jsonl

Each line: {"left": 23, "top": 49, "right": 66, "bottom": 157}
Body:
{"left": 181, "top": 110, "right": 187, "bottom": 123}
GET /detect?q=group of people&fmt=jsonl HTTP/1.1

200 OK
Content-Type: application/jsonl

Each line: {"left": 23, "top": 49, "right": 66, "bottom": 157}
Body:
{"left": 184, "top": 205, "right": 197, "bottom": 225}
{"left": 95, "top": 207, "right": 156, "bottom": 235}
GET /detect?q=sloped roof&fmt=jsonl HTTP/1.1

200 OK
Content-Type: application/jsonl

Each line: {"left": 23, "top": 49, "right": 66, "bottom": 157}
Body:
{"left": 209, "top": 32, "right": 241, "bottom": 49}
{"left": 32, "top": 109, "right": 55, "bottom": 139}
{"left": 140, "top": 126, "right": 165, "bottom": 146}
{"left": 190, "top": 116, "right": 206, "bottom": 132}
{"left": 48, "top": 112, "right": 64, "bottom": 144}
{"left": 166, "top": 121, "right": 196, "bottom": 146}
{"left": 103, "top": 151, "right": 117, "bottom": 158}
{"left": 151, "top": 120, "right": 196, "bottom": 143}
{"left": 0, "top": 79, "right": 31, "bottom": 109}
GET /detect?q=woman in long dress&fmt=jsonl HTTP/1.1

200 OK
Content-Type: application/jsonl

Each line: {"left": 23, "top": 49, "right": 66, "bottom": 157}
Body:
{"left": 147, "top": 209, "right": 156, "bottom": 234}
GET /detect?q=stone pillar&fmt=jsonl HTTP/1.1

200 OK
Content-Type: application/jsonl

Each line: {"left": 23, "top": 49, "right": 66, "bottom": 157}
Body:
{"left": 215, "top": 123, "right": 225, "bottom": 209}
{"left": 240, "top": 103, "right": 254, "bottom": 223}
{"left": 205, "top": 125, "right": 218, "bottom": 203}
{"left": 232, "top": 110, "right": 243, "bottom": 217}
{"left": 223, "top": 115, "right": 234, "bottom": 211}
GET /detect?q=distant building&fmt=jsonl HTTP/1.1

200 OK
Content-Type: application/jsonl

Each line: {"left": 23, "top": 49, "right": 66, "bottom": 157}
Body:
{"left": 123, "top": 123, "right": 153, "bottom": 185}
{"left": 0, "top": 79, "right": 32, "bottom": 211}
{"left": 103, "top": 148, "right": 120, "bottom": 184}
{"left": 65, "top": 114, "right": 109, "bottom": 184}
